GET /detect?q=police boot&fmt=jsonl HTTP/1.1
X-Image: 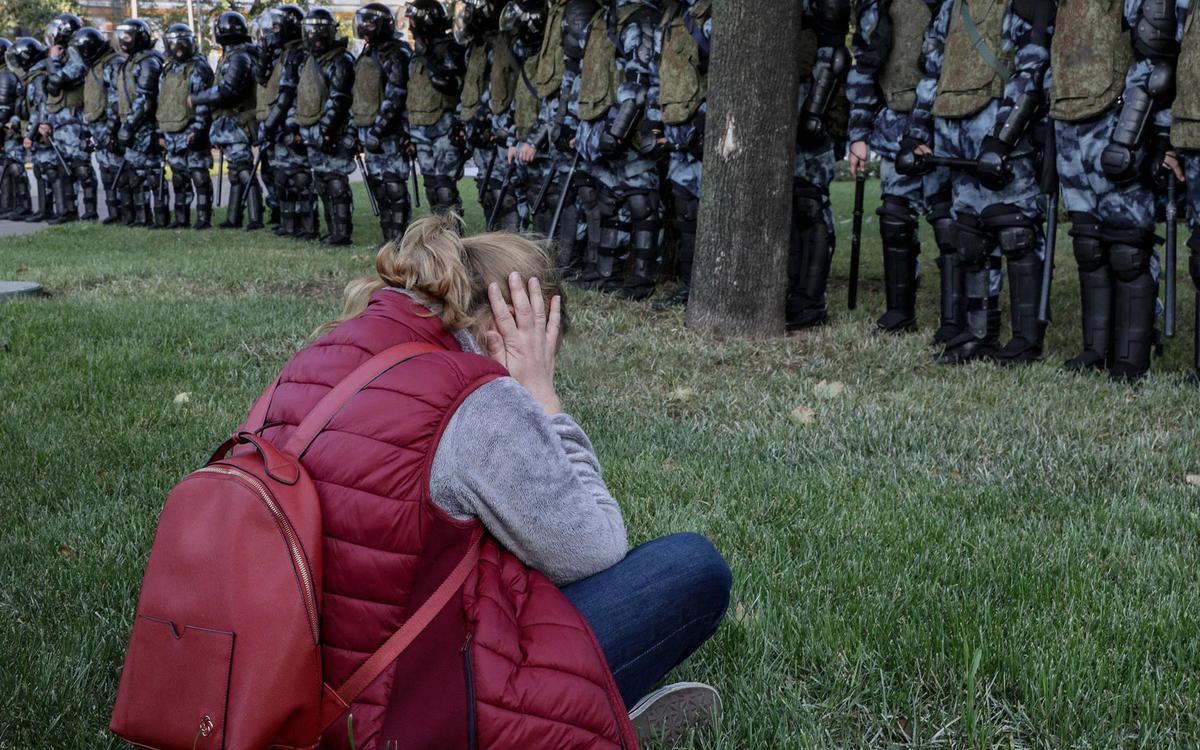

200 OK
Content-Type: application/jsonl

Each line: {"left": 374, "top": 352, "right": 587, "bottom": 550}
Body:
{"left": 46, "top": 165, "right": 77, "bottom": 225}
{"left": 27, "top": 168, "right": 53, "bottom": 222}
{"left": 192, "top": 169, "right": 213, "bottom": 230}
{"left": 243, "top": 173, "right": 264, "bottom": 231}
{"left": 221, "top": 176, "right": 245, "bottom": 229}
{"left": 994, "top": 253, "right": 1045, "bottom": 365}
{"left": 273, "top": 175, "right": 293, "bottom": 236}
{"left": 1063, "top": 220, "right": 1109, "bottom": 372}
{"left": 930, "top": 202, "right": 964, "bottom": 344}
{"left": 76, "top": 164, "right": 98, "bottom": 220}
{"left": 616, "top": 200, "right": 661, "bottom": 301}
{"left": 0, "top": 163, "right": 12, "bottom": 218}
{"left": 381, "top": 177, "right": 411, "bottom": 244}
{"left": 150, "top": 170, "right": 171, "bottom": 228}
{"left": 169, "top": 171, "right": 192, "bottom": 228}
{"left": 937, "top": 220, "right": 999, "bottom": 364}
{"left": 293, "top": 173, "right": 318, "bottom": 241}
{"left": 592, "top": 218, "right": 625, "bottom": 291}
{"left": 8, "top": 165, "right": 33, "bottom": 221}
{"left": 132, "top": 174, "right": 153, "bottom": 227}
{"left": 785, "top": 194, "right": 833, "bottom": 330}
{"left": 117, "top": 173, "right": 137, "bottom": 225}
{"left": 876, "top": 197, "right": 920, "bottom": 332}
{"left": 321, "top": 176, "right": 353, "bottom": 246}
{"left": 1108, "top": 239, "right": 1157, "bottom": 382}
{"left": 101, "top": 167, "right": 122, "bottom": 224}
{"left": 268, "top": 205, "right": 280, "bottom": 227}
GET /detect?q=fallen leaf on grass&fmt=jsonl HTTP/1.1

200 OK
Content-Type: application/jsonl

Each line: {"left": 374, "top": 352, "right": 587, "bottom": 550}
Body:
{"left": 58, "top": 544, "right": 77, "bottom": 559}
{"left": 893, "top": 716, "right": 913, "bottom": 742}
{"left": 790, "top": 405, "right": 816, "bottom": 424}
{"left": 1186, "top": 474, "right": 1200, "bottom": 487}
{"left": 814, "top": 380, "right": 846, "bottom": 399}
{"left": 16, "top": 266, "right": 28, "bottom": 274}
{"left": 173, "top": 392, "right": 191, "bottom": 405}
{"left": 667, "top": 387, "right": 696, "bottom": 403}
{"left": 734, "top": 602, "right": 747, "bottom": 622}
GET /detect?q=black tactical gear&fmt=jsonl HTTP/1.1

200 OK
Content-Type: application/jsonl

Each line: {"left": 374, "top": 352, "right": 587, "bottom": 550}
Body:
{"left": 355, "top": 3, "right": 396, "bottom": 45}
{"left": 303, "top": 8, "right": 339, "bottom": 55}
{"left": 454, "top": 0, "right": 502, "bottom": 46}
{"left": 114, "top": 19, "right": 154, "bottom": 56}
{"left": 7, "top": 37, "right": 48, "bottom": 72}
{"left": 500, "top": 0, "right": 547, "bottom": 52}
{"left": 164, "top": 23, "right": 197, "bottom": 62}
{"left": 45, "top": 13, "right": 82, "bottom": 48}
{"left": 68, "top": 27, "right": 109, "bottom": 67}
{"left": 215, "top": 11, "right": 252, "bottom": 46}
{"left": 408, "top": 0, "right": 454, "bottom": 43}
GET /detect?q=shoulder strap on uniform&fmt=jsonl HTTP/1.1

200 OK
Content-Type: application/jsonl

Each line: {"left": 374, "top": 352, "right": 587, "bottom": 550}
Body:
{"left": 682, "top": 8, "right": 710, "bottom": 54}
{"left": 960, "top": 0, "right": 1012, "bottom": 80}
{"left": 515, "top": 46, "right": 540, "bottom": 97}
{"left": 283, "top": 341, "right": 444, "bottom": 458}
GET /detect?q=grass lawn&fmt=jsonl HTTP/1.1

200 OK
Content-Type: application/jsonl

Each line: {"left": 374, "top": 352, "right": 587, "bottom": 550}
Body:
{"left": 3, "top": 179, "right": 1200, "bottom": 748}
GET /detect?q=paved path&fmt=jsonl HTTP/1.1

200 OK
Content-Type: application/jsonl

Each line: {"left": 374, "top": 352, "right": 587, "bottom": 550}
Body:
{"left": 0, "top": 280, "right": 43, "bottom": 301}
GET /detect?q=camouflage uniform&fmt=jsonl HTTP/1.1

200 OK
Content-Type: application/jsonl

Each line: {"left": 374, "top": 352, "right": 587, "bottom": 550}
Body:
{"left": 652, "top": 0, "right": 711, "bottom": 309}
{"left": 158, "top": 53, "right": 214, "bottom": 229}
{"left": 114, "top": 49, "right": 166, "bottom": 227}
{"left": 259, "top": 39, "right": 312, "bottom": 239}
{"left": 908, "top": 0, "right": 1054, "bottom": 364}
{"left": 22, "top": 60, "right": 61, "bottom": 222}
{"left": 484, "top": 33, "right": 525, "bottom": 232}
{"left": 45, "top": 46, "right": 95, "bottom": 221}
{"left": 574, "top": 0, "right": 663, "bottom": 299}
{"left": 848, "top": 0, "right": 953, "bottom": 333}
{"left": 407, "top": 34, "right": 468, "bottom": 214}
{"left": 355, "top": 35, "right": 413, "bottom": 242}
{"left": 787, "top": 0, "right": 852, "bottom": 329}
{"left": 294, "top": 39, "right": 357, "bottom": 244}
{"left": 0, "top": 56, "right": 32, "bottom": 220}
{"left": 193, "top": 41, "right": 261, "bottom": 229}
{"left": 85, "top": 49, "right": 125, "bottom": 223}
{"left": 1051, "top": 0, "right": 1173, "bottom": 379}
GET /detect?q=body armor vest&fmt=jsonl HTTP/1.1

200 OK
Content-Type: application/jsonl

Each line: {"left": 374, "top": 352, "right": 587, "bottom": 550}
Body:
{"left": 407, "top": 55, "right": 458, "bottom": 127}
{"left": 879, "top": 0, "right": 929, "bottom": 114}
{"left": 1173, "top": 8, "right": 1200, "bottom": 147}
{"left": 117, "top": 52, "right": 151, "bottom": 120}
{"left": 659, "top": 0, "right": 709, "bottom": 125}
{"left": 489, "top": 34, "right": 519, "bottom": 115}
{"left": 157, "top": 59, "right": 195, "bottom": 133}
{"left": 213, "top": 52, "right": 257, "bottom": 131}
{"left": 47, "top": 62, "right": 84, "bottom": 113}
{"left": 515, "top": 58, "right": 539, "bottom": 138}
{"left": 296, "top": 53, "right": 330, "bottom": 126}
{"left": 533, "top": 0, "right": 567, "bottom": 98}
{"left": 1050, "top": 0, "right": 1130, "bottom": 122}
{"left": 578, "top": 6, "right": 640, "bottom": 122}
{"left": 460, "top": 40, "right": 490, "bottom": 121}
{"left": 83, "top": 51, "right": 115, "bottom": 123}
{"left": 932, "top": 0, "right": 1013, "bottom": 119}
{"left": 352, "top": 49, "right": 385, "bottom": 127}
{"left": 257, "top": 58, "right": 283, "bottom": 122}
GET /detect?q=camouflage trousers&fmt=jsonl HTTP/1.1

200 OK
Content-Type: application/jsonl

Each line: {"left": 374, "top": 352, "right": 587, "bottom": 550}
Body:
{"left": 210, "top": 115, "right": 253, "bottom": 172}
{"left": 879, "top": 160, "right": 949, "bottom": 213}
{"left": 162, "top": 131, "right": 213, "bottom": 172}
{"left": 121, "top": 124, "right": 162, "bottom": 170}
{"left": 1055, "top": 115, "right": 1156, "bottom": 231}
{"left": 46, "top": 108, "right": 90, "bottom": 167}
{"left": 411, "top": 112, "right": 465, "bottom": 180}
{"left": 300, "top": 125, "right": 356, "bottom": 176}
{"left": 667, "top": 151, "right": 701, "bottom": 199}
{"left": 793, "top": 139, "right": 836, "bottom": 234}
{"left": 359, "top": 128, "right": 411, "bottom": 180}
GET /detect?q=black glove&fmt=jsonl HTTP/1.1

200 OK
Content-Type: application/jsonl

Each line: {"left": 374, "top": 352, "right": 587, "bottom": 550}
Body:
{"left": 636, "top": 118, "right": 666, "bottom": 159}
{"left": 363, "top": 128, "right": 383, "bottom": 153}
{"left": 117, "top": 123, "right": 134, "bottom": 148}
{"left": 686, "top": 113, "right": 705, "bottom": 160}
{"left": 975, "top": 135, "right": 1013, "bottom": 191}
{"left": 449, "top": 120, "right": 467, "bottom": 149}
{"left": 895, "top": 137, "right": 932, "bottom": 176}
{"left": 188, "top": 128, "right": 210, "bottom": 152}
{"left": 553, "top": 124, "right": 575, "bottom": 153}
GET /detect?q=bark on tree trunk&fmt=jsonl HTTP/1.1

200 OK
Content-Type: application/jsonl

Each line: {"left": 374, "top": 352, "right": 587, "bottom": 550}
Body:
{"left": 686, "top": 0, "right": 804, "bottom": 338}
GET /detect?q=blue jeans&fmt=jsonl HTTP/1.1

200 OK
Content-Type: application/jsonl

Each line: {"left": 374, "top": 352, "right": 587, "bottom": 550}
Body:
{"left": 561, "top": 532, "right": 732, "bottom": 708}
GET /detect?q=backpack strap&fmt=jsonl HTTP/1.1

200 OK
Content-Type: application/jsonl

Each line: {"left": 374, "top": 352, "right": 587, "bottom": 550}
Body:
{"left": 319, "top": 526, "right": 485, "bottom": 730}
{"left": 284, "top": 341, "right": 444, "bottom": 459}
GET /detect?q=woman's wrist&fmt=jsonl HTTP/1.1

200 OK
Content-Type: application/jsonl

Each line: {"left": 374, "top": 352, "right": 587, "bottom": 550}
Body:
{"left": 527, "top": 385, "right": 562, "bottom": 415}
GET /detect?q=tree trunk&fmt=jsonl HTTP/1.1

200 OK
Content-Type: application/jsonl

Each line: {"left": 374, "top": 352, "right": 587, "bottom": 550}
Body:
{"left": 686, "top": 0, "right": 803, "bottom": 338}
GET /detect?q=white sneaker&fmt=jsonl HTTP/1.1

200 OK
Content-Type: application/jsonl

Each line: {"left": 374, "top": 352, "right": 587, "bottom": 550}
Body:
{"left": 628, "top": 682, "right": 722, "bottom": 746}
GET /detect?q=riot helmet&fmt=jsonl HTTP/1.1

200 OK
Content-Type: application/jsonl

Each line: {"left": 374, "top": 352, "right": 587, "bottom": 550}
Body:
{"left": 354, "top": 3, "right": 396, "bottom": 45}
{"left": 164, "top": 23, "right": 196, "bottom": 61}
{"left": 499, "top": 0, "right": 546, "bottom": 53}
{"left": 406, "top": 0, "right": 453, "bottom": 44}
{"left": 45, "top": 13, "right": 82, "bottom": 48}
{"left": 214, "top": 11, "right": 251, "bottom": 46}
{"left": 302, "top": 8, "right": 339, "bottom": 55}
{"left": 0, "top": 38, "right": 10, "bottom": 66}
{"left": 68, "top": 27, "right": 109, "bottom": 66}
{"left": 6, "top": 37, "right": 49, "bottom": 72}
{"left": 114, "top": 19, "right": 154, "bottom": 56}
{"left": 453, "top": 0, "right": 500, "bottom": 46}
{"left": 260, "top": 5, "right": 304, "bottom": 51}
{"left": 562, "top": 0, "right": 598, "bottom": 63}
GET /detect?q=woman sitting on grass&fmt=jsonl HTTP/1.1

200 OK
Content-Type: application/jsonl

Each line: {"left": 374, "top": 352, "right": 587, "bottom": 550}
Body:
{"left": 241, "top": 214, "right": 731, "bottom": 748}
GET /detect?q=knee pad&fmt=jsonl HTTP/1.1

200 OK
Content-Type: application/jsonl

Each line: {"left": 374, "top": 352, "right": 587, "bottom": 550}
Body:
{"left": 955, "top": 214, "right": 992, "bottom": 267}
{"left": 73, "top": 164, "right": 95, "bottom": 186}
{"left": 382, "top": 177, "right": 408, "bottom": 204}
{"left": 291, "top": 169, "right": 313, "bottom": 192}
{"left": 793, "top": 181, "right": 824, "bottom": 227}
{"left": 997, "top": 225, "right": 1038, "bottom": 260}
{"left": 1110, "top": 242, "right": 1152, "bottom": 282}
{"left": 1072, "top": 235, "right": 1106, "bottom": 271}
{"left": 670, "top": 183, "right": 698, "bottom": 226}
{"left": 625, "top": 191, "right": 659, "bottom": 222}
{"left": 877, "top": 195, "right": 919, "bottom": 247}
{"left": 171, "top": 170, "right": 189, "bottom": 191}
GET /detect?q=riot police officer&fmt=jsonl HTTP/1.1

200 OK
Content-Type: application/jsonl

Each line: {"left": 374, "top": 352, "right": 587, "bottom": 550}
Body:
{"left": 456, "top": 0, "right": 508, "bottom": 222}
{"left": 406, "top": 0, "right": 468, "bottom": 214}
{"left": 43, "top": 13, "right": 96, "bottom": 223}
{"left": 192, "top": 11, "right": 262, "bottom": 230}
{"left": 257, "top": 5, "right": 311, "bottom": 239}
{"left": 112, "top": 19, "right": 164, "bottom": 228}
{"left": 354, "top": 2, "right": 414, "bottom": 243}
{"left": 903, "top": 0, "right": 1055, "bottom": 365}
{"left": 1052, "top": 1, "right": 1176, "bottom": 380}
{"left": 158, "top": 23, "right": 214, "bottom": 230}
{"left": 0, "top": 38, "right": 32, "bottom": 220}
{"left": 653, "top": 0, "right": 712, "bottom": 310}
{"left": 787, "top": 0, "right": 851, "bottom": 329}
{"left": 295, "top": 7, "right": 357, "bottom": 245}
{"left": 14, "top": 37, "right": 57, "bottom": 223}
{"left": 71, "top": 27, "right": 125, "bottom": 224}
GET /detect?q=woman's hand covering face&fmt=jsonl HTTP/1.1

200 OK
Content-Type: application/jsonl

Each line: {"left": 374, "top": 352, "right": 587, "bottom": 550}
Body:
{"left": 485, "top": 272, "right": 563, "bottom": 414}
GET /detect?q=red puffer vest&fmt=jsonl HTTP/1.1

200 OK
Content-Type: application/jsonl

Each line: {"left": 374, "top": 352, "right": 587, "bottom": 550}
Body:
{"left": 239, "top": 290, "right": 637, "bottom": 750}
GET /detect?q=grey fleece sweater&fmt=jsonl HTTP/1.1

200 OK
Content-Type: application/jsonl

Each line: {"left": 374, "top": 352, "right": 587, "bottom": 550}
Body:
{"left": 415, "top": 295, "right": 628, "bottom": 586}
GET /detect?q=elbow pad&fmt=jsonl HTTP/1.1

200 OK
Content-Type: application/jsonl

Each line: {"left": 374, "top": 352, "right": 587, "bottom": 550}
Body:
{"left": 1101, "top": 86, "right": 1153, "bottom": 184}
{"left": 604, "top": 97, "right": 642, "bottom": 148}
{"left": 799, "top": 46, "right": 851, "bottom": 142}
{"left": 1135, "top": 0, "right": 1179, "bottom": 60}
{"left": 1148, "top": 62, "right": 1175, "bottom": 102}
{"left": 46, "top": 74, "right": 64, "bottom": 97}
{"left": 995, "top": 91, "right": 1040, "bottom": 147}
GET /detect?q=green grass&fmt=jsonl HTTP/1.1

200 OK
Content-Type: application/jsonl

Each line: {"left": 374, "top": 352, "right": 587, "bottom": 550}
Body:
{"left": 3, "top": 180, "right": 1200, "bottom": 748}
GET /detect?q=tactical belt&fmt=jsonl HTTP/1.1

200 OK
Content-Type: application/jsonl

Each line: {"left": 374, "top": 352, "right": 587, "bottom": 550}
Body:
{"left": 960, "top": 0, "right": 1011, "bottom": 81}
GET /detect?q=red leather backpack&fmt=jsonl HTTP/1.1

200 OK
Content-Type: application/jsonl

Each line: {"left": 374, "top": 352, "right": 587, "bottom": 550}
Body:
{"left": 107, "top": 343, "right": 469, "bottom": 750}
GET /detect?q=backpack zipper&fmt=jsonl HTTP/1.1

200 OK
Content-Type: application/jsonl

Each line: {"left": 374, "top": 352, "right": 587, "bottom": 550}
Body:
{"left": 194, "top": 465, "right": 320, "bottom": 644}
{"left": 461, "top": 633, "right": 477, "bottom": 750}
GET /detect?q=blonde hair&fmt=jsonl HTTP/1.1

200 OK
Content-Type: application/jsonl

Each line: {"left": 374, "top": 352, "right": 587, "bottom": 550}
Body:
{"left": 322, "top": 214, "right": 568, "bottom": 339}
